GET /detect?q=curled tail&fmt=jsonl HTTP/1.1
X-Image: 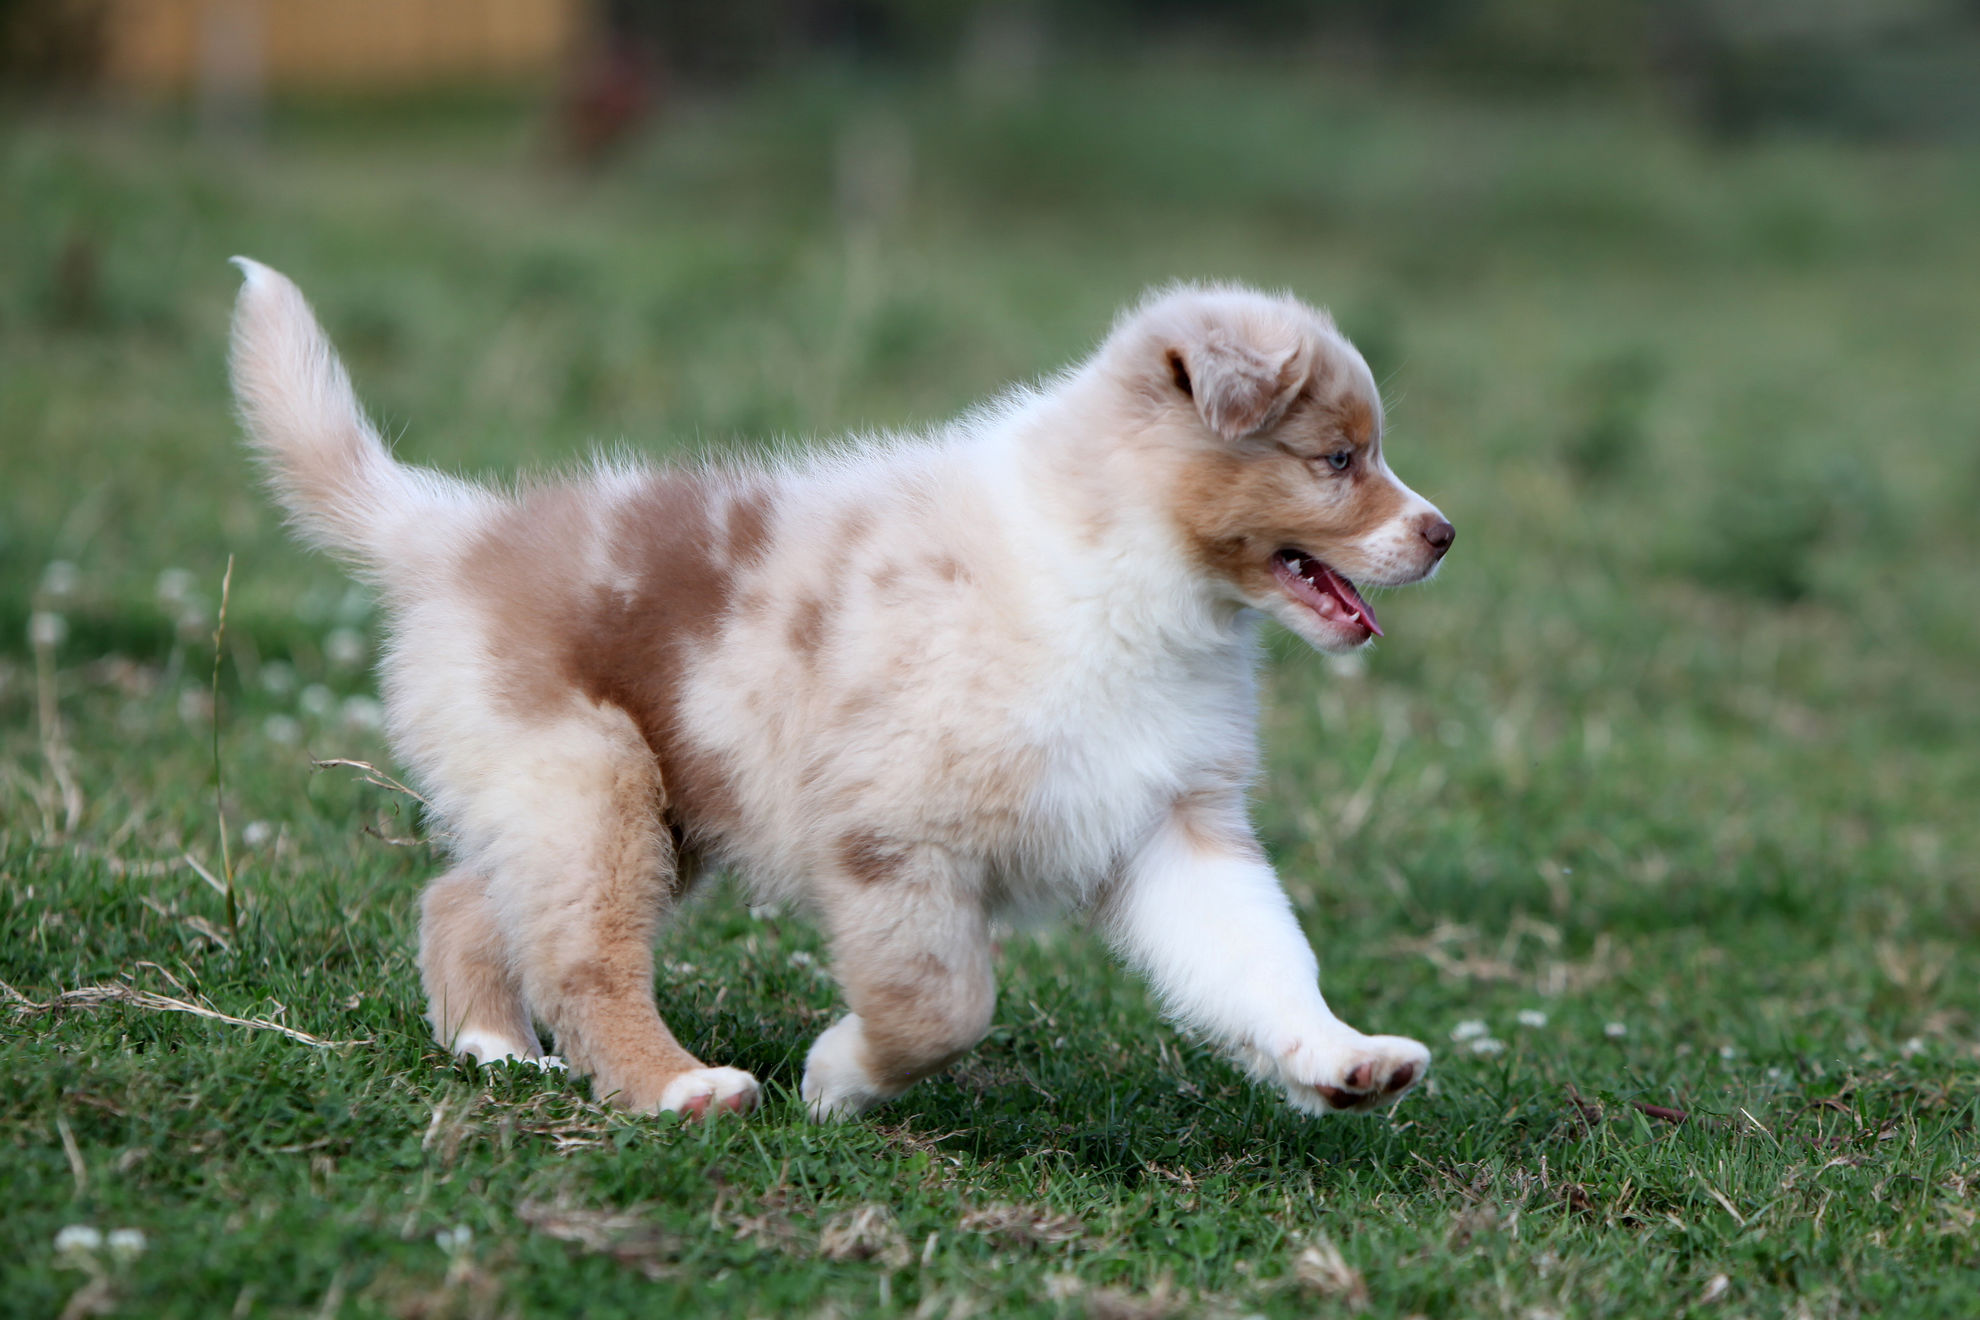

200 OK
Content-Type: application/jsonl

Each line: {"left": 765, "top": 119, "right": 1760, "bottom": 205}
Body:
{"left": 228, "top": 258, "right": 484, "bottom": 570}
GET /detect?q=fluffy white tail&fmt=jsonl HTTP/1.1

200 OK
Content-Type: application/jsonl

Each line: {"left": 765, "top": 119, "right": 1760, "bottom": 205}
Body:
{"left": 228, "top": 258, "right": 481, "bottom": 569}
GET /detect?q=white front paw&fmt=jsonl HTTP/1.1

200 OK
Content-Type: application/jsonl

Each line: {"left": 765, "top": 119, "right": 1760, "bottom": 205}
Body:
{"left": 800, "top": 1016, "right": 886, "bottom": 1121}
{"left": 1273, "top": 1032, "right": 1431, "bottom": 1116}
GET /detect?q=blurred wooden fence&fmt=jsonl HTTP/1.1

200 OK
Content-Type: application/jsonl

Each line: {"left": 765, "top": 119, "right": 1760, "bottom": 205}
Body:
{"left": 92, "top": 0, "right": 584, "bottom": 92}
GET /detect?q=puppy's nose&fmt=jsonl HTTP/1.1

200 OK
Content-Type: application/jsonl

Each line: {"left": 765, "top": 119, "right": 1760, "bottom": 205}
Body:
{"left": 1418, "top": 515, "right": 1455, "bottom": 556}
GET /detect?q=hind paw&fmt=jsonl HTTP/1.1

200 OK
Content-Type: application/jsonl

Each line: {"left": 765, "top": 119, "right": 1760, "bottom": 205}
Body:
{"left": 656, "top": 1066, "right": 761, "bottom": 1119}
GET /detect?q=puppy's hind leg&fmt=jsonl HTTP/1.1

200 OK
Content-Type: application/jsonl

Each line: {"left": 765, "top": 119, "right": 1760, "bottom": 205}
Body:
{"left": 420, "top": 866, "right": 543, "bottom": 1065}
{"left": 484, "top": 711, "right": 758, "bottom": 1119}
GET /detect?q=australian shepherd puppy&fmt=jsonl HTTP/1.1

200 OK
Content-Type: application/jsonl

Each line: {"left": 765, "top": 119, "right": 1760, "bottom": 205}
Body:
{"left": 228, "top": 260, "right": 1454, "bottom": 1122}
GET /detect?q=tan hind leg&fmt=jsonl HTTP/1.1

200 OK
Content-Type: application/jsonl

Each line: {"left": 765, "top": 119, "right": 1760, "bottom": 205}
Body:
{"left": 420, "top": 866, "right": 543, "bottom": 1064}
{"left": 480, "top": 710, "right": 758, "bottom": 1117}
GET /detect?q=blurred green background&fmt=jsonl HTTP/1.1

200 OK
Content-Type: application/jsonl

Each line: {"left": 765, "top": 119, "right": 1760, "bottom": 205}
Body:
{"left": 3, "top": 3, "right": 1979, "bottom": 1317}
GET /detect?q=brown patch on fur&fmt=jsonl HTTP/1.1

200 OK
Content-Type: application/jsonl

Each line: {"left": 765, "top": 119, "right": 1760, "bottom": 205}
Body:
{"left": 463, "top": 484, "right": 605, "bottom": 717}
{"left": 789, "top": 595, "right": 827, "bottom": 660}
{"left": 838, "top": 830, "right": 903, "bottom": 885}
{"left": 836, "top": 507, "right": 876, "bottom": 547}
{"left": 1337, "top": 465, "right": 1406, "bottom": 540}
{"left": 836, "top": 687, "right": 881, "bottom": 718}
{"left": 1333, "top": 391, "right": 1378, "bottom": 449}
{"left": 561, "top": 474, "right": 775, "bottom": 840}
{"left": 934, "top": 556, "right": 967, "bottom": 584}
{"left": 726, "top": 488, "right": 772, "bottom": 564}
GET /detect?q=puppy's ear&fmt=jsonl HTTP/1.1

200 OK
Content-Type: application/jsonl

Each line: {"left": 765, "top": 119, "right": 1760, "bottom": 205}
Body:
{"left": 1167, "top": 332, "right": 1307, "bottom": 442}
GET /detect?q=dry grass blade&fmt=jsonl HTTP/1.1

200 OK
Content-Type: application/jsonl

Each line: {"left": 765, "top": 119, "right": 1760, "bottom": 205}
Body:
{"left": 311, "top": 758, "right": 432, "bottom": 808}
{"left": 1292, "top": 1234, "right": 1369, "bottom": 1310}
{"left": 56, "top": 1276, "right": 116, "bottom": 1320}
{"left": 959, "top": 1201, "right": 1085, "bottom": 1247}
{"left": 1083, "top": 1276, "right": 1180, "bottom": 1320}
{"left": 818, "top": 1203, "right": 910, "bottom": 1267}
{"left": 209, "top": 554, "right": 238, "bottom": 933}
{"left": 181, "top": 851, "right": 230, "bottom": 897}
{"left": 517, "top": 1198, "right": 685, "bottom": 1280}
{"left": 1, "top": 979, "right": 366, "bottom": 1049}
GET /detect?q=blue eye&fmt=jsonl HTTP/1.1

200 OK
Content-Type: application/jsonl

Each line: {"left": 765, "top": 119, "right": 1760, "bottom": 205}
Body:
{"left": 1326, "top": 450, "right": 1352, "bottom": 472}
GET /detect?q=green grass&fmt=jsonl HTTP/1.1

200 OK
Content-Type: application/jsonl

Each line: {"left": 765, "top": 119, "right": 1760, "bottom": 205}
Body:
{"left": 4, "top": 61, "right": 1979, "bottom": 1318}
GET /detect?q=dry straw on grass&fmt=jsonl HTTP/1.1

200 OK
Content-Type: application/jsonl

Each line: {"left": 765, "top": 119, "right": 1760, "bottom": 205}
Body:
{"left": 817, "top": 1203, "right": 910, "bottom": 1267}
{"left": 1, "top": 978, "right": 367, "bottom": 1049}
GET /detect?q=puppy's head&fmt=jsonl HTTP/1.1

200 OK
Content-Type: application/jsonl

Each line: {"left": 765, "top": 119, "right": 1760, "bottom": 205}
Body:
{"left": 1104, "top": 286, "right": 1453, "bottom": 652}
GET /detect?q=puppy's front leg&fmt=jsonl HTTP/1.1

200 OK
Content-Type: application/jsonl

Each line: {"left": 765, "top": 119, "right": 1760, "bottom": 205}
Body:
{"left": 1096, "top": 793, "right": 1429, "bottom": 1114}
{"left": 801, "top": 843, "right": 996, "bottom": 1120}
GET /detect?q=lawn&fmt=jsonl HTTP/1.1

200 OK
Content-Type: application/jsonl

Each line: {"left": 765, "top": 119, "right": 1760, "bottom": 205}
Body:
{"left": 3, "top": 61, "right": 1978, "bottom": 1318}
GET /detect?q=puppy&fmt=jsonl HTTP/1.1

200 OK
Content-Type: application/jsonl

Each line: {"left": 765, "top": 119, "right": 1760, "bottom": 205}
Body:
{"left": 228, "top": 261, "right": 1454, "bottom": 1121}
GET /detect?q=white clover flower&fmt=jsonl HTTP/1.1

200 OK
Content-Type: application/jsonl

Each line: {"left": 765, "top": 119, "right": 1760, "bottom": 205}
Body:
{"left": 789, "top": 950, "right": 816, "bottom": 967}
{"left": 324, "top": 627, "right": 367, "bottom": 669}
{"left": 1449, "top": 1019, "right": 1490, "bottom": 1042}
{"left": 1468, "top": 1037, "right": 1507, "bottom": 1056}
{"left": 29, "top": 611, "right": 67, "bottom": 649}
{"left": 175, "top": 606, "right": 209, "bottom": 643}
{"left": 435, "top": 1225, "right": 473, "bottom": 1254}
{"left": 155, "top": 567, "right": 196, "bottom": 605}
{"left": 262, "top": 715, "right": 302, "bottom": 746}
{"left": 340, "top": 695, "right": 385, "bottom": 731}
{"left": 1766, "top": 1067, "right": 1786, "bottom": 1082}
{"left": 1901, "top": 1037, "right": 1927, "bottom": 1058}
{"left": 40, "top": 560, "right": 81, "bottom": 599}
{"left": 1719, "top": 1044, "right": 1738, "bottom": 1061}
{"left": 106, "top": 1228, "right": 147, "bottom": 1258}
{"left": 1603, "top": 1022, "right": 1628, "bottom": 1040}
{"left": 260, "top": 660, "right": 297, "bottom": 696}
{"left": 299, "top": 684, "right": 336, "bottom": 718}
{"left": 54, "top": 1225, "right": 103, "bottom": 1255}
{"left": 178, "top": 686, "right": 213, "bottom": 725}
{"left": 1516, "top": 1010, "right": 1549, "bottom": 1029}
{"left": 242, "top": 820, "right": 274, "bottom": 847}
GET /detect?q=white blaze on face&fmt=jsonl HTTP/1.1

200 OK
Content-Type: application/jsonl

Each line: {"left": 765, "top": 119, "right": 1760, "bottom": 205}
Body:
{"left": 1358, "top": 456, "right": 1450, "bottom": 587}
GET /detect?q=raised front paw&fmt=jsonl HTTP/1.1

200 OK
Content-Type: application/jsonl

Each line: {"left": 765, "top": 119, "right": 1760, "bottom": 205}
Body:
{"left": 1278, "top": 1033, "right": 1431, "bottom": 1116}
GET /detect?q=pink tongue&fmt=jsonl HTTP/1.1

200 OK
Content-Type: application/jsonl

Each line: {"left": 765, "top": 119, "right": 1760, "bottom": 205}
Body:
{"left": 1319, "top": 565, "right": 1382, "bottom": 636}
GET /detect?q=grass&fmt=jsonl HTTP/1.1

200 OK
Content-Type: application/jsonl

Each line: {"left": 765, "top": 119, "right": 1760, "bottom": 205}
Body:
{"left": 4, "top": 60, "right": 1979, "bottom": 1318}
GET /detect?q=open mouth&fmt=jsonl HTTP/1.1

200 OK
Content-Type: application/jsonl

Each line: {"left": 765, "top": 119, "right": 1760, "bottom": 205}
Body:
{"left": 1271, "top": 549, "right": 1382, "bottom": 638}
